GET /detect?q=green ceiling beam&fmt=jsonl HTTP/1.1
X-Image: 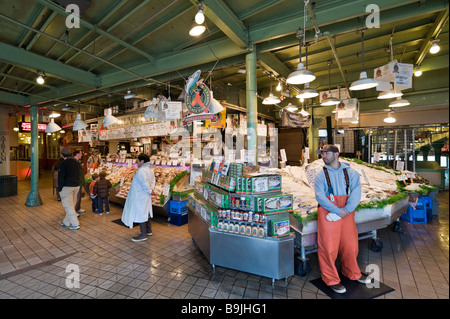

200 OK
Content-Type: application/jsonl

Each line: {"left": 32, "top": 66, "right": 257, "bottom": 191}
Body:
{"left": 197, "top": 0, "right": 249, "bottom": 48}
{"left": 0, "top": 90, "right": 29, "bottom": 106}
{"left": 0, "top": 42, "right": 99, "bottom": 88}
{"left": 250, "top": 0, "right": 448, "bottom": 43}
{"left": 257, "top": 51, "right": 292, "bottom": 79}
{"left": 33, "top": 0, "right": 155, "bottom": 62}
{"left": 101, "top": 37, "right": 249, "bottom": 88}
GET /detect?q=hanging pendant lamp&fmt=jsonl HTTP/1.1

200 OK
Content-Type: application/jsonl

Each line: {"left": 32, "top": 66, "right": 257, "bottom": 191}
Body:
{"left": 383, "top": 110, "right": 397, "bottom": 123}
{"left": 350, "top": 30, "right": 378, "bottom": 91}
{"left": 321, "top": 60, "right": 340, "bottom": 106}
{"left": 286, "top": 29, "right": 315, "bottom": 85}
{"left": 45, "top": 118, "right": 62, "bottom": 133}
{"left": 72, "top": 101, "right": 87, "bottom": 131}
{"left": 389, "top": 96, "right": 410, "bottom": 107}
{"left": 263, "top": 73, "right": 281, "bottom": 105}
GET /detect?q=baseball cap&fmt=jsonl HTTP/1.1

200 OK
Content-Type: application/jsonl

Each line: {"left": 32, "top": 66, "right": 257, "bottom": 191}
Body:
{"left": 61, "top": 147, "right": 71, "bottom": 156}
{"left": 316, "top": 144, "right": 340, "bottom": 155}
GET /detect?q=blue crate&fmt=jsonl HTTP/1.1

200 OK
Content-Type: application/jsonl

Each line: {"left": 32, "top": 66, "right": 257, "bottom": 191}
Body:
{"left": 417, "top": 196, "right": 433, "bottom": 220}
{"left": 170, "top": 200, "right": 188, "bottom": 215}
{"left": 401, "top": 206, "right": 427, "bottom": 224}
{"left": 170, "top": 212, "right": 188, "bottom": 226}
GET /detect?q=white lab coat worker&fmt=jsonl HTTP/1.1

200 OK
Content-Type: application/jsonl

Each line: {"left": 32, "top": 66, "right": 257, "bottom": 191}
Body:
{"left": 121, "top": 154, "right": 156, "bottom": 242}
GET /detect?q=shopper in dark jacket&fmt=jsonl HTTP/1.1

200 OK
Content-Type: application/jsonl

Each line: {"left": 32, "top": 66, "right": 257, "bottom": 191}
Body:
{"left": 58, "top": 147, "right": 82, "bottom": 230}
{"left": 93, "top": 171, "right": 112, "bottom": 215}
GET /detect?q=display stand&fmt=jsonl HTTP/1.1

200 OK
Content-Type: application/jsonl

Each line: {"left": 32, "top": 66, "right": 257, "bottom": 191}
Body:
{"left": 187, "top": 162, "right": 295, "bottom": 285}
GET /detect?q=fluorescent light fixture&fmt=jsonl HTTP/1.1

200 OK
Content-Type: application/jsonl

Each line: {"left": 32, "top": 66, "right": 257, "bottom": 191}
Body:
{"left": 296, "top": 83, "right": 319, "bottom": 99}
{"left": 45, "top": 118, "right": 62, "bottom": 133}
{"left": 262, "top": 93, "right": 281, "bottom": 105}
{"left": 195, "top": 8, "right": 205, "bottom": 24}
{"left": 103, "top": 108, "right": 118, "bottom": 127}
{"left": 124, "top": 90, "right": 136, "bottom": 100}
{"left": 429, "top": 40, "right": 440, "bottom": 54}
{"left": 350, "top": 71, "right": 378, "bottom": 91}
{"left": 285, "top": 103, "right": 298, "bottom": 112}
{"left": 389, "top": 96, "right": 410, "bottom": 107}
{"left": 73, "top": 113, "right": 88, "bottom": 131}
{"left": 189, "top": 23, "right": 206, "bottom": 36}
{"left": 49, "top": 112, "right": 61, "bottom": 118}
{"left": 377, "top": 89, "right": 403, "bottom": 99}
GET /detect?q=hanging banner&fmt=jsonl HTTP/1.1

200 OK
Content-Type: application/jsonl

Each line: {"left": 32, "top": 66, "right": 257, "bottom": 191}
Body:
{"left": 163, "top": 101, "right": 183, "bottom": 120}
{"left": 319, "top": 88, "right": 350, "bottom": 104}
{"left": 392, "top": 62, "right": 413, "bottom": 89}
{"left": 281, "top": 110, "right": 310, "bottom": 128}
{"left": 374, "top": 61, "right": 395, "bottom": 90}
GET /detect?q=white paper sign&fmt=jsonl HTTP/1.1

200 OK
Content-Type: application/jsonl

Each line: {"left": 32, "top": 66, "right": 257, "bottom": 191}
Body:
{"left": 305, "top": 168, "right": 318, "bottom": 189}
{"left": 396, "top": 160, "right": 405, "bottom": 171}
{"left": 280, "top": 149, "right": 287, "bottom": 162}
{"left": 163, "top": 183, "right": 170, "bottom": 196}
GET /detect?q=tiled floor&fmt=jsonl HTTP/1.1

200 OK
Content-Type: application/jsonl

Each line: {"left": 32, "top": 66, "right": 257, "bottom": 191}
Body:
{"left": 0, "top": 171, "right": 448, "bottom": 299}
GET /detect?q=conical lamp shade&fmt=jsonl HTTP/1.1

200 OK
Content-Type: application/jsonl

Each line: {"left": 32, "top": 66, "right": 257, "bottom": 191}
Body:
{"left": 46, "top": 118, "right": 62, "bottom": 133}
{"left": 286, "top": 63, "right": 316, "bottom": 85}
{"left": 73, "top": 113, "right": 87, "bottom": 131}
{"left": 103, "top": 108, "right": 118, "bottom": 127}
{"left": 350, "top": 71, "right": 378, "bottom": 91}
{"left": 262, "top": 93, "right": 281, "bottom": 105}
{"left": 209, "top": 92, "right": 224, "bottom": 114}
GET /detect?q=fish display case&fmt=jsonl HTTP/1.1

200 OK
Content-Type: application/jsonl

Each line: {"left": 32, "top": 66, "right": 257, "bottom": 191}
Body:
{"left": 187, "top": 161, "right": 294, "bottom": 284}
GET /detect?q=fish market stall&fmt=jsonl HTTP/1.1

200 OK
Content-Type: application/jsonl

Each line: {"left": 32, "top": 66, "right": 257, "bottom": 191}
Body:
{"left": 260, "top": 158, "right": 434, "bottom": 276}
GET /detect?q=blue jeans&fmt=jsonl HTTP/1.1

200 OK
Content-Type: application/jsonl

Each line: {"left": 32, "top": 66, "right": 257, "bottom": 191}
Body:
{"left": 90, "top": 195, "right": 98, "bottom": 213}
{"left": 97, "top": 197, "right": 110, "bottom": 214}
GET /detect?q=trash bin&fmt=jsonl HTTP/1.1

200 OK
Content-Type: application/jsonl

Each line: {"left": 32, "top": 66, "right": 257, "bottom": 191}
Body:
{"left": 0, "top": 175, "right": 18, "bottom": 197}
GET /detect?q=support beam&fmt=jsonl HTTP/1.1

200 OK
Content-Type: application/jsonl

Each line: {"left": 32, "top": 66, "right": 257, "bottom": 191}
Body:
{"left": 0, "top": 41, "right": 99, "bottom": 88}
{"left": 414, "top": 9, "right": 449, "bottom": 66}
{"left": 197, "top": 0, "right": 249, "bottom": 48}
{"left": 33, "top": 0, "right": 155, "bottom": 62}
{"left": 246, "top": 46, "right": 258, "bottom": 160}
{"left": 25, "top": 105, "right": 43, "bottom": 207}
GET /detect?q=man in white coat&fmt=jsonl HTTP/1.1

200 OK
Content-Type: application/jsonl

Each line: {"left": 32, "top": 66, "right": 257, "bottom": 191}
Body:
{"left": 121, "top": 153, "right": 156, "bottom": 242}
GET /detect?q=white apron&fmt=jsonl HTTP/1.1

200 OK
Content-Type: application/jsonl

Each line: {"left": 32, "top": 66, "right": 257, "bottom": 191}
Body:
{"left": 121, "top": 163, "right": 155, "bottom": 228}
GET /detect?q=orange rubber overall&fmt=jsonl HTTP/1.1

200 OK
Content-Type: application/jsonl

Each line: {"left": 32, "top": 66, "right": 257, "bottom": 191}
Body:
{"left": 317, "top": 194, "right": 362, "bottom": 286}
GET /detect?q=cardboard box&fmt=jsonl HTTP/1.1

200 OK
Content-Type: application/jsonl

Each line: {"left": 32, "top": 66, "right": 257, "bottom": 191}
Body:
{"left": 254, "top": 194, "right": 293, "bottom": 213}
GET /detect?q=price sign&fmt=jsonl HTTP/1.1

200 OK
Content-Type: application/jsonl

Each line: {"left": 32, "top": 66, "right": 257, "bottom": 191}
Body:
{"left": 163, "top": 183, "right": 170, "bottom": 196}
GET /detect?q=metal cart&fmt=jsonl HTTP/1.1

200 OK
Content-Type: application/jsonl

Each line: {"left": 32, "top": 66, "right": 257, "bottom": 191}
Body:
{"left": 290, "top": 197, "right": 409, "bottom": 276}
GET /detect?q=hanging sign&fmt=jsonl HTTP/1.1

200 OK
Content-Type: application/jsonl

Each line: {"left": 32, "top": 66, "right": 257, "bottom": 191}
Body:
{"left": 392, "top": 62, "right": 413, "bottom": 89}
{"left": 183, "top": 70, "right": 217, "bottom": 125}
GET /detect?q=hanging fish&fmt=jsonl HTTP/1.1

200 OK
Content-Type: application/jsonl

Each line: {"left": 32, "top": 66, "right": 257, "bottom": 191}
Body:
{"left": 185, "top": 70, "right": 201, "bottom": 94}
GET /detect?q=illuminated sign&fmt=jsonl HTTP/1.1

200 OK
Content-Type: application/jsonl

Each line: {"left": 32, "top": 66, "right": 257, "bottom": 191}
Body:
{"left": 19, "top": 122, "right": 47, "bottom": 133}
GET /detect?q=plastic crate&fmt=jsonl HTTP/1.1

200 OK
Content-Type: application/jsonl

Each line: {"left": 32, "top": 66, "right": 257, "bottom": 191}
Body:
{"left": 170, "top": 212, "right": 188, "bottom": 226}
{"left": 416, "top": 196, "right": 433, "bottom": 221}
{"left": 170, "top": 200, "right": 188, "bottom": 215}
{"left": 401, "top": 206, "right": 427, "bottom": 224}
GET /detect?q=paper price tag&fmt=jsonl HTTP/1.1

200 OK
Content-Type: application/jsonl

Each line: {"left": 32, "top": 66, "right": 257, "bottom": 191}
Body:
{"left": 163, "top": 183, "right": 170, "bottom": 196}
{"left": 361, "top": 169, "right": 370, "bottom": 186}
{"left": 397, "top": 174, "right": 407, "bottom": 181}
{"left": 305, "top": 168, "right": 317, "bottom": 189}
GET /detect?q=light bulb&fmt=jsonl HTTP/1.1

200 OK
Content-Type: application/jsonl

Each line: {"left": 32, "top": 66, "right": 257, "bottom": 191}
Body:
{"left": 195, "top": 9, "right": 205, "bottom": 24}
{"left": 276, "top": 81, "right": 282, "bottom": 91}
{"left": 189, "top": 24, "right": 206, "bottom": 36}
{"left": 36, "top": 75, "right": 45, "bottom": 85}
{"left": 429, "top": 41, "right": 440, "bottom": 54}
{"left": 414, "top": 67, "right": 422, "bottom": 77}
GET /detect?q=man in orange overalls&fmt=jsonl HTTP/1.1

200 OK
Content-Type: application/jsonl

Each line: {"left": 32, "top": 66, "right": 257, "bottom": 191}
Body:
{"left": 314, "top": 145, "right": 371, "bottom": 294}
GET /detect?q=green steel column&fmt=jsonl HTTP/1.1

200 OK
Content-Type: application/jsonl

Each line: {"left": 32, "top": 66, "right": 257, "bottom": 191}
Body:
{"left": 246, "top": 46, "right": 258, "bottom": 163}
{"left": 25, "top": 105, "right": 42, "bottom": 207}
